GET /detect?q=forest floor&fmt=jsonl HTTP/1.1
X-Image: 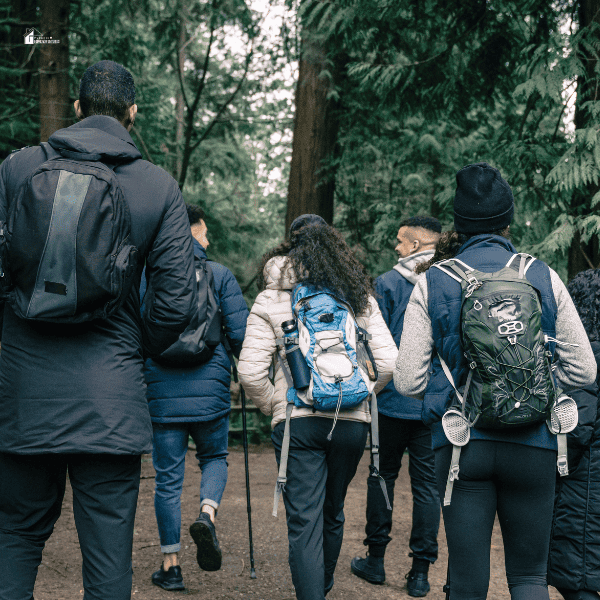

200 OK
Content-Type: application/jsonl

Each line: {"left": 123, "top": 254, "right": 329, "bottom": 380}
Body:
{"left": 33, "top": 444, "right": 564, "bottom": 600}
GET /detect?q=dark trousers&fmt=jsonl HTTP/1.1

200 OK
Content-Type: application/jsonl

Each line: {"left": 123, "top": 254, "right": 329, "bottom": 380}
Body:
{"left": 0, "top": 452, "right": 141, "bottom": 600}
{"left": 364, "top": 414, "right": 440, "bottom": 563}
{"left": 435, "top": 441, "right": 556, "bottom": 600}
{"left": 272, "top": 417, "right": 368, "bottom": 600}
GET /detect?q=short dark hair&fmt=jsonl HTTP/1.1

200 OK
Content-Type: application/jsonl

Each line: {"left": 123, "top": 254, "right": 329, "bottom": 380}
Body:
{"left": 399, "top": 216, "right": 442, "bottom": 234}
{"left": 79, "top": 61, "right": 136, "bottom": 123}
{"left": 186, "top": 203, "right": 205, "bottom": 226}
{"left": 567, "top": 269, "right": 600, "bottom": 342}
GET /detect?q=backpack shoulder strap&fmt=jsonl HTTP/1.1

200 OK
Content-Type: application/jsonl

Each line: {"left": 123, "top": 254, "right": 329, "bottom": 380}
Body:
{"left": 505, "top": 253, "right": 536, "bottom": 279}
{"left": 433, "top": 258, "right": 474, "bottom": 284}
{"left": 369, "top": 392, "right": 392, "bottom": 510}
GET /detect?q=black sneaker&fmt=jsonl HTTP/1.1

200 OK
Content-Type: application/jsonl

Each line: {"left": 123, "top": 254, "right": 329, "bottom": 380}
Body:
{"left": 151, "top": 565, "right": 185, "bottom": 591}
{"left": 189, "top": 512, "right": 222, "bottom": 571}
{"left": 406, "top": 569, "right": 430, "bottom": 597}
{"left": 350, "top": 555, "right": 386, "bottom": 585}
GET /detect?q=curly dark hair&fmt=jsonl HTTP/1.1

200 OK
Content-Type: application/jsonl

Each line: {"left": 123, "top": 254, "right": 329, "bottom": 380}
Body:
{"left": 567, "top": 269, "right": 600, "bottom": 342}
{"left": 415, "top": 227, "right": 511, "bottom": 274}
{"left": 257, "top": 224, "right": 373, "bottom": 314}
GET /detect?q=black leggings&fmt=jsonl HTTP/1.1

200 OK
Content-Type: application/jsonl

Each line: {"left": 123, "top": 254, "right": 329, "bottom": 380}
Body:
{"left": 435, "top": 441, "right": 556, "bottom": 600}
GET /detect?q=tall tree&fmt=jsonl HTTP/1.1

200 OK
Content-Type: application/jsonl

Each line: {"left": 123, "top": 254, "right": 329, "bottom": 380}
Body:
{"left": 39, "top": 0, "right": 70, "bottom": 142}
{"left": 285, "top": 38, "right": 339, "bottom": 230}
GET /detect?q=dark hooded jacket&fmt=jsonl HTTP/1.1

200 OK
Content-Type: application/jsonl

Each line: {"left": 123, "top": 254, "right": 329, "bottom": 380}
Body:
{"left": 141, "top": 240, "right": 249, "bottom": 423}
{"left": 547, "top": 342, "right": 600, "bottom": 592}
{"left": 0, "top": 116, "right": 197, "bottom": 455}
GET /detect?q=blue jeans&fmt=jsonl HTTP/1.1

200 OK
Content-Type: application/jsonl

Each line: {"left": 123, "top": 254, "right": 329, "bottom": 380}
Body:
{"left": 152, "top": 415, "right": 229, "bottom": 553}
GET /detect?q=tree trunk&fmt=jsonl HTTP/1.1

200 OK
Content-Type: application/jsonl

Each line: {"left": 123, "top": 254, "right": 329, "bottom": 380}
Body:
{"left": 39, "top": 0, "right": 71, "bottom": 142}
{"left": 285, "top": 39, "right": 339, "bottom": 233}
{"left": 567, "top": 0, "right": 600, "bottom": 279}
{"left": 175, "top": 16, "right": 186, "bottom": 180}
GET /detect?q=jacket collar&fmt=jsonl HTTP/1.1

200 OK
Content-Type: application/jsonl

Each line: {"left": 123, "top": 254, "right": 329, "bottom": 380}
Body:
{"left": 457, "top": 234, "right": 517, "bottom": 256}
{"left": 192, "top": 238, "right": 207, "bottom": 259}
{"left": 393, "top": 249, "right": 435, "bottom": 285}
{"left": 70, "top": 115, "right": 138, "bottom": 148}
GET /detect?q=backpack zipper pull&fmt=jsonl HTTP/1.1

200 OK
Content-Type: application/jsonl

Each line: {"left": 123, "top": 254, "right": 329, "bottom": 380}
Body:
{"left": 327, "top": 376, "right": 344, "bottom": 441}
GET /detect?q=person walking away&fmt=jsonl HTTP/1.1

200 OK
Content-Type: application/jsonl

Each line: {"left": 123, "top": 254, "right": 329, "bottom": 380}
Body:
{"left": 238, "top": 214, "right": 398, "bottom": 600}
{"left": 0, "top": 60, "right": 198, "bottom": 600}
{"left": 395, "top": 162, "right": 597, "bottom": 600}
{"left": 143, "top": 204, "right": 248, "bottom": 590}
{"left": 547, "top": 269, "right": 600, "bottom": 600}
{"left": 351, "top": 216, "right": 442, "bottom": 597}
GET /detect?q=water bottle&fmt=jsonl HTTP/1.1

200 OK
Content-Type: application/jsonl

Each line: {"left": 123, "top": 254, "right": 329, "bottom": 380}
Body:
{"left": 281, "top": 319, "right": 311, "bottom": 390}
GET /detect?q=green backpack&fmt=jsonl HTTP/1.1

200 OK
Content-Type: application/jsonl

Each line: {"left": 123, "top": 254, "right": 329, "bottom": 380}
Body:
{"left": 437, "top": 253, "right": 556, "bottom": 429}
{"left": 434, "top": 253, "right": 577, "bottom": 505}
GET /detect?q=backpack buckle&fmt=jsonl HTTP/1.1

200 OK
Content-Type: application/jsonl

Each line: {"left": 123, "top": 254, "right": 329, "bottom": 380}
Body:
{"left": 465, "top": 277, "right": 482, "bottom": 298}
{"left": 449, "top": 464, "right": 460, "bottom": 481}
{"left": 557, "top": 455, "right": 569, "bottom": 477}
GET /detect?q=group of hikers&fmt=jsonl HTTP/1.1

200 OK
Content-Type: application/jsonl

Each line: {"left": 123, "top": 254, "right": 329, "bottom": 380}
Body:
{"left": 0, "top": 59, "right": 599, "bottom": 600}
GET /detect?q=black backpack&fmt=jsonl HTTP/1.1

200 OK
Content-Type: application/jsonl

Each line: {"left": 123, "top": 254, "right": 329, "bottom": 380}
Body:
{"left": 0, "top": 149, "right": 138, "bottom": 323}
{"left": 149, "top": 255, "right": 222, "bottom": 367}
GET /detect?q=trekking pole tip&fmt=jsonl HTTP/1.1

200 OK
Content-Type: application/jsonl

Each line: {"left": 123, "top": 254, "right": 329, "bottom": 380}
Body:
{"left": 250, "top": 568, "right": 257, "bottom": 579}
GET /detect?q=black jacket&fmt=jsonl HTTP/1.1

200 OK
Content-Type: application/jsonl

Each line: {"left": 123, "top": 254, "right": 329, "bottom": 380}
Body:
{"left": 0, "top": 116, "right": 197, "bottom": 455}
{"left": 547, "top": 341, "right": 600, "bottom": 591}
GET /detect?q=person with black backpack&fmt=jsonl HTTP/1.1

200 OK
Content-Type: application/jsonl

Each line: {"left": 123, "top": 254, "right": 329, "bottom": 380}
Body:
{"left": 395, "top": 162, "right": 596, "bottom": 600}
{"left": 238, "top": 214, "right": 398, "bottom": 600}
{"left": 141, "top": 204, "right": 248, "bottom": 591}
{"left": 0, "top": 61, "right": 198, "bottom": 600}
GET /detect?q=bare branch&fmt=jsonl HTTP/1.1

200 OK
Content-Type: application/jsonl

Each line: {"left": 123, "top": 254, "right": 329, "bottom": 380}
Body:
{"left": 191, "top": 40, "right": 255, "bottom": 152}
{"left": 190, "top": 23, "right": 216, "bottom": 117}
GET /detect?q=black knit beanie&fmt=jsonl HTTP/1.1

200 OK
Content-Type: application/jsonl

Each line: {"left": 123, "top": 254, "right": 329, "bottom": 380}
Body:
{"left": 453, "top": 162, "right": 514, "bottom": 234}
{"left": 289, "top": 213, "right": 327, "bottom": 235}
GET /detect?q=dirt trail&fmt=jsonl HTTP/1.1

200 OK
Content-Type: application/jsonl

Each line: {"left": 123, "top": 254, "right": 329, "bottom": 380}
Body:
{"left": 33, "top": 445, "right": 563, "bottom": 599}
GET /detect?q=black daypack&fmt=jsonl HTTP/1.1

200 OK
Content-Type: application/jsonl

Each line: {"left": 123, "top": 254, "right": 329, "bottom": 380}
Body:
{"left": 150, "top": 255, "right": 222, "bottom": 367}
{"left": 0, "top": 150, "right": 138, "bottom": 322}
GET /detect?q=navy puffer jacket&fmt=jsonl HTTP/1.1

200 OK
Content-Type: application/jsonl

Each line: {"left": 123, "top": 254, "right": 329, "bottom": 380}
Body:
{"left": 547, "top": 342, "right": 600, "bottom": 592}
{"left": 141, "top": 240, "right": 248, "bottom": 423}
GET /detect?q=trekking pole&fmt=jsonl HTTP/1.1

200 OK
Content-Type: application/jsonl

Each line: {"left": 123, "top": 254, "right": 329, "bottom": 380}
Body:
{"left": 443, "top": 563, "right": 450, "bottom": 600}
{"left": 240, "top": 384, "right": 257, "bottom": 579}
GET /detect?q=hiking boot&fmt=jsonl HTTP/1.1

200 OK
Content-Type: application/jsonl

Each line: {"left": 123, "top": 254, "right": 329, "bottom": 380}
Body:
{"left": 350, "top": 554, "right": 385, "bottom": 584}
{"left": 189, "top": 512, "right": 222, "bottom": 571}
{"left": 406, "top": 569, "right": 430, "bottom": 597}
{"left": 151, "top": 565, "right": 185, "bottom": 591}
{"left": 324, "top": 573, "right": 334, "bottom": 596}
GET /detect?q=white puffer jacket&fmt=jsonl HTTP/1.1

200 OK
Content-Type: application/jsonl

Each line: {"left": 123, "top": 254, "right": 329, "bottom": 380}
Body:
{"left": 238, "top": 256, "right": 398, "bottom": 429}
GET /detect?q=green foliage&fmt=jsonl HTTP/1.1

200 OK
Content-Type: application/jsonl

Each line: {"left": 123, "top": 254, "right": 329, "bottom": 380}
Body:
{"left": 303, "top": 0, "right": 600, "bottom": 280}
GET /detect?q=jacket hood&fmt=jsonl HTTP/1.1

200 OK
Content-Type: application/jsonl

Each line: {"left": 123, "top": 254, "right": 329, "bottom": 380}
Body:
{"left": 48, "top": 115, "right": 142, "bottom": 162}
{"left": 264, "top": 256, "right": 297, "bottom": 290}
{"left": 393, "top": 249, "right": 435, "bottom": 285}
